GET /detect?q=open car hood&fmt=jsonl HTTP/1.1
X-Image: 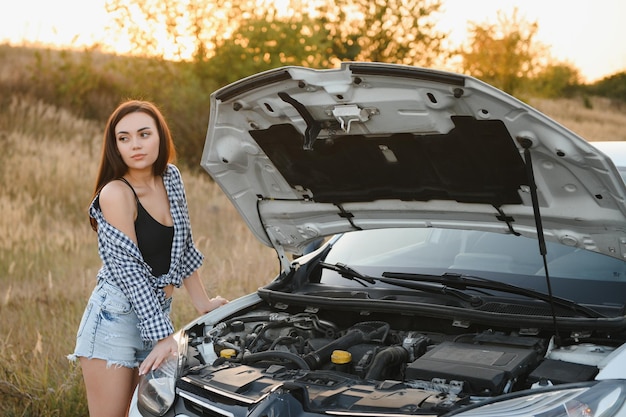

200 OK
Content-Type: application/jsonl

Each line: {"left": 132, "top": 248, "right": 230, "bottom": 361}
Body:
{"left": 201, "top": 63, "right": 626, "bottom": 263}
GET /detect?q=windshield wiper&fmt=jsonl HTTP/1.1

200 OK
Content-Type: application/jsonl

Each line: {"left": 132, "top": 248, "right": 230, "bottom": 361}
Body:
{"left": 374, "top": 275, "right": 485, "bottom": 306}
{"left": 319, "top": 262, "right": 483, "bottom": 306}
{"left": 381, "top": 271, "right": 606, "bottom": 318}
{"left": 318, "top": 262, "right": 376, "bottom": 286}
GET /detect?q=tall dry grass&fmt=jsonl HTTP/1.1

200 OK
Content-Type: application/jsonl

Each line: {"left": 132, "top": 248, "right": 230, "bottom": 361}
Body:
{"left": 0, "top": 96, "right": 276, "bottom": 415}
{"left": 0, "top": 93, "right": 624, "bottom": 415}
{"left": 529, "top": 96, "right": 626, "bottom": 141}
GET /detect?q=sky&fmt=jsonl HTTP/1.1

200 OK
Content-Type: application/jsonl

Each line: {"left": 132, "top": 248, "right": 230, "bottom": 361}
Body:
{"left": 1, "top": 0, "right": 625, "bottom": 83}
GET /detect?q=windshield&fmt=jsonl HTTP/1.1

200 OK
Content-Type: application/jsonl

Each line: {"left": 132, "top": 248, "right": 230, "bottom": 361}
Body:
{"left": 321, "top": 228, "right": 626, "bottom": 307}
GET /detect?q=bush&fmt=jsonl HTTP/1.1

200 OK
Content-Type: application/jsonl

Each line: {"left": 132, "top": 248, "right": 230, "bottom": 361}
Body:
{"left": 1, "top": 45, "right": 220, "bottom": 170}
{"left": 587, "top": 72, "right": 626, "bottom": 103}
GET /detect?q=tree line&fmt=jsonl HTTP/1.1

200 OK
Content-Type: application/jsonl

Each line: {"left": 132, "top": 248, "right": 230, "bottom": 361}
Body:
{"left": 2, "top": 0, "right": 624, "bottom": 169}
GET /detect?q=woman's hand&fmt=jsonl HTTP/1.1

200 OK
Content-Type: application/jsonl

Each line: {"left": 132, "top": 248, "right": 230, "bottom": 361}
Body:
{"left": 201, "top": 295, "right": 229, "bottom": 314}
{"left": 183, "top": 271, "right": 229, "bottom": 314}
{"left": 139, "top": 334, "right": 178, "bottom": 376}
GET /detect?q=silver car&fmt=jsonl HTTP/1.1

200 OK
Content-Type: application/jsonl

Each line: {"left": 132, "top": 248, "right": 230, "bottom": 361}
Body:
{"left": 131, "top": 63, "right": 626, "bottom": 417}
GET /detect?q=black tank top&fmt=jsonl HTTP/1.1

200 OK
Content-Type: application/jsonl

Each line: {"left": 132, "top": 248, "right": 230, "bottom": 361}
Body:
{"left": 119, "top": 178, "right": 174, "bottom": 276}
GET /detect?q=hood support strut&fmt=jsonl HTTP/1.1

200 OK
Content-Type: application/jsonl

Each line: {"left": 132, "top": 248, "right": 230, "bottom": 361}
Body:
{"left": 518, "top": 137, "right": 562, "bottom": 346}
{"left": 257, "top": 198, "right": 293, "bottom": 273}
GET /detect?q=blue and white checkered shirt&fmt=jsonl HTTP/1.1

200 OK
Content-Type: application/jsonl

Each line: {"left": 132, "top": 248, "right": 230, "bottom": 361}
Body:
{"left": 90, "top": 164, "right": 204, "bottom": 341}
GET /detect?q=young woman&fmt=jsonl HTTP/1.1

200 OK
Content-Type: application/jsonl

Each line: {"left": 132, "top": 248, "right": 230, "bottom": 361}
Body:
{"left": 68, "top": 100, "right": 228, "bottom": 417}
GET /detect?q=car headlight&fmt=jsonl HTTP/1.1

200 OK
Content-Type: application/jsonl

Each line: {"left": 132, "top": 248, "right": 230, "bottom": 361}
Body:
{"left": 450, "top": 380, "right": 626, "bottom": 417}
{"left": 137, "top": 331, "right": 186, "bottom": 416}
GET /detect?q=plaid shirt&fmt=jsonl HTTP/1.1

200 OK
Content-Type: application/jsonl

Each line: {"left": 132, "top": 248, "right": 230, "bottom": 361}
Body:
{"left": 90, "top": 164, "right": 204, "bottom": 341}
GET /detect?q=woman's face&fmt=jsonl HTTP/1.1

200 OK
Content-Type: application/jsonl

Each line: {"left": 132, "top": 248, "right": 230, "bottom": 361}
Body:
{"left": 114, "top": 111, "right": 160, "bottom": 172}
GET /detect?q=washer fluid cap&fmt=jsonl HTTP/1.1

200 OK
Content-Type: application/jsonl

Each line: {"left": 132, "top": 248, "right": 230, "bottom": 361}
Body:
{"left": 220, "top": 348, "right": 236, "bottom": 359}
{"left": 331, "top": 350, "right": 352, "bottom": 364}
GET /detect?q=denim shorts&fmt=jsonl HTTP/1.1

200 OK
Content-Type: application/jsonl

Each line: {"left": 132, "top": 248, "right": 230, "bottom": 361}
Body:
{"left": 67, "top": 280, "right": 172, "bottom": 369}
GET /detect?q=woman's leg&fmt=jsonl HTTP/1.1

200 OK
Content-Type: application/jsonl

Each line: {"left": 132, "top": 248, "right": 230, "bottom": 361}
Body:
{"left": 80, "top": 357, "right": 139, "bottom": 417}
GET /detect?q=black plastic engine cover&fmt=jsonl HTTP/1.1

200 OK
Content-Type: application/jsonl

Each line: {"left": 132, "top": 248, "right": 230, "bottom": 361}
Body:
{"left": 406, "top": 341, "right": 537, "bottom": 394}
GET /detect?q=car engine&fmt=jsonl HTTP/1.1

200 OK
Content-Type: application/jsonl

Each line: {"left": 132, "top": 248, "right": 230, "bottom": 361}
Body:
{"left": 180, "top": 306, "right": 616, "bottom": 414}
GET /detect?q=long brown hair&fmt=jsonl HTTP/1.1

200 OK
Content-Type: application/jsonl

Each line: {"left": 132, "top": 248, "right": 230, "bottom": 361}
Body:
{"left": 89, "top": 100, "right": 176, "bottom": 230}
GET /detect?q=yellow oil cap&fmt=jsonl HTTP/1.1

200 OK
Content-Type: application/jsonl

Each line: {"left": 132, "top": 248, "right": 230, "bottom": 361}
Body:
{"left": 331, "top": 350, "right": 352, "bottom": 364}
{"left": 220, "top": 348, "right": 236, "bottom": 359}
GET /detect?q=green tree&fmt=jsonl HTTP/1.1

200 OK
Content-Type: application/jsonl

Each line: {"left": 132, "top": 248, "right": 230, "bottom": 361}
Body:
{"left": 530, "top": 63, "right": 581, "bottom": 98}
{"left": 207, "top": 13, "right": 334, "bottom": 87}
{"left": 588, "top": 72, "right": 626, "bottom": 102}
{"left": 104, "top": 0, "right": 250, "bottom": 61}
{"left": 459, "top": 8, "right": 545, "bottom": 95}
{"left": 104, "top": 0, "right": 447, "bottom": 69}
{"left": 321, "top": 0, "right": 446, "bottom": 66}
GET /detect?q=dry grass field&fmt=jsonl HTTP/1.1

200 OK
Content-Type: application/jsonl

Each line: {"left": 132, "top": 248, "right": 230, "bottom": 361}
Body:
{"left": 530, "top": 96, "right": 626, "bottom": 142}
{"left": 0, "top": 93, "right": 624, "bottom": 415}
{"left": 0, "top": 96, "right": 278, "bottom": 415}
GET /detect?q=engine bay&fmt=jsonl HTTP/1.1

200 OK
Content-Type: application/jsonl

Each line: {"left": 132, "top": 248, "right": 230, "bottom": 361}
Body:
{"left": 179, "top": 303, "right": 618, "bottom": 414}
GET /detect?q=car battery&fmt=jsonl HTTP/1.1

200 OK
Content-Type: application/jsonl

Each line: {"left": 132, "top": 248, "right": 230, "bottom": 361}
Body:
{"left": 406, "top": 341, "right": 537, "bottom": 394}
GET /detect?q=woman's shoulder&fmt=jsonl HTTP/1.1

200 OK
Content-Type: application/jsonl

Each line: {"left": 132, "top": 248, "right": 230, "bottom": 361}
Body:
{"left": 98, "top": 180, "right": 136, "bottom": 211}
{"left": 97, "top": 180, "right": 138, "bottom": 232}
